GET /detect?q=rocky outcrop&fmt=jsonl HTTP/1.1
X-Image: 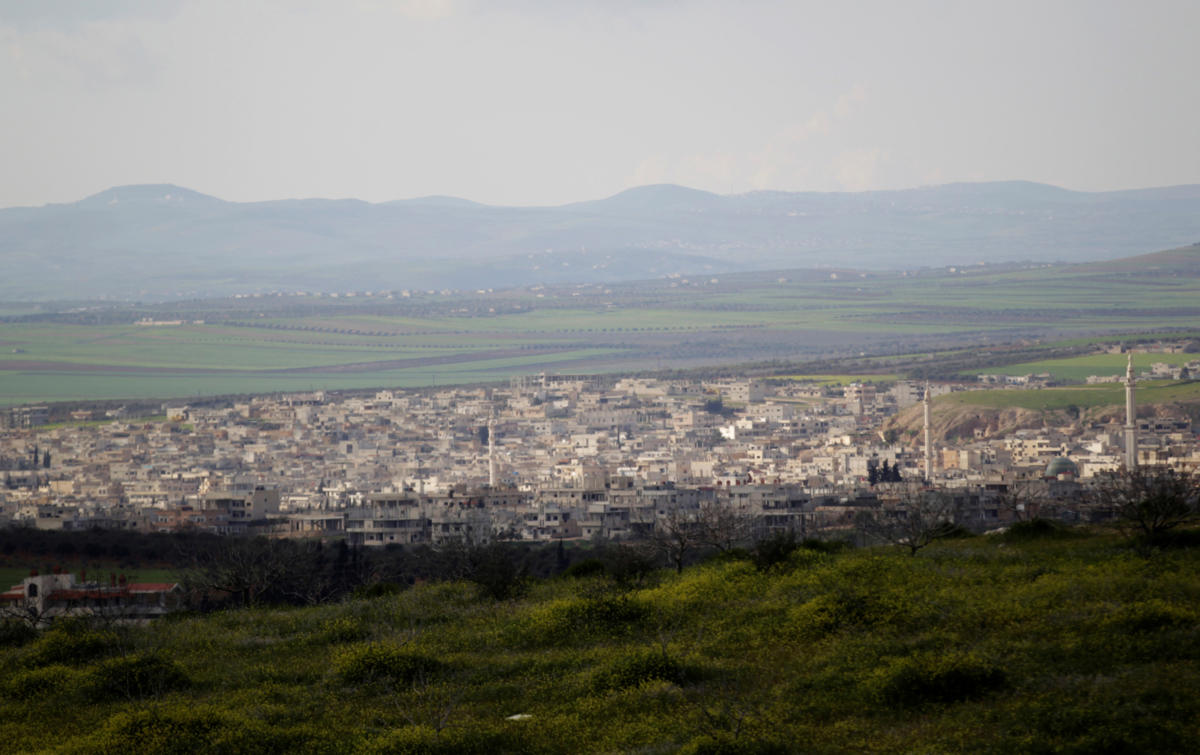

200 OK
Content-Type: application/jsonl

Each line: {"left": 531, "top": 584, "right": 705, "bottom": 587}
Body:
{"left": 885, "top": 396, "right": 1200, "bottom": 444}
{"left": 885, "top": 404, "right": 1052, "bottom": 444}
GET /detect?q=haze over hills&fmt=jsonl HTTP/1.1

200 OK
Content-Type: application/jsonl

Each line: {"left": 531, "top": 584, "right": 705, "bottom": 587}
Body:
{"left": 2, "top": 181, "right": 1199, "bottom": 302}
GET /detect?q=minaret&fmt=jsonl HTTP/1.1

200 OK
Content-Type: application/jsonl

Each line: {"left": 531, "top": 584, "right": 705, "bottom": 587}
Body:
{"left": 487, "top": 409, "right": 497, "bottom": 488}
{"left": 1124, "top": 353, "right": 1137, "bottom": 469}
{"left": 923, "top": 382, "right": 933, "bottom": 481}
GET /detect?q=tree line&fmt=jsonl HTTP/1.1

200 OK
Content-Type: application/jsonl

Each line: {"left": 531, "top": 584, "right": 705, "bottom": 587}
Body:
{"left": 2, "top": 466, "right": 1195, "bottom": 615}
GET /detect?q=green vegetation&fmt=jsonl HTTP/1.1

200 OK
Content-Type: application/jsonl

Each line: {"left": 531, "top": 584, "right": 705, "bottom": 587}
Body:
{"left": 965, "top": 351, "right": 1196, "bottom": 382}
{"left": 0, "top": 317, "right": 625, "bottom": 405}
{"left": 777, "top": 373, "right": 901, "bottom": 385}
{"left": 2, "top": 532, "right": 1198, "bottom": 753}
{"left": 3, "top": 246, "right": 1200, "bottom": 405}
{"left": 0, "top": 529, "right": 191, "bottom": 591}
{"left": 0, "top": 567, "right": 180, "bottom": 592}
{"left": 941, "top": 379, "right": 1200, "bottom": 411}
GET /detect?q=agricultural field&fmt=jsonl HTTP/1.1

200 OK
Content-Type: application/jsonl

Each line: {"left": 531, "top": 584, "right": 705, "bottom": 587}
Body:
{"left": 0, "top": 319, "right": 623, "bottom": 405}
{"left": 939, "top": 379, "right": 1200, "bottom": 412}
{"left": 0, "top": 529, "right": 186, "bottom": 591}
{"left": 1, "top": 529, "right": 1197, "bottom": 753}
{"left": 2, "top": 245, "right": 1199, "bottom": 405}
{"left": 964, "top": 351, "right": 1197, "bottom": 382}
{"left": 779, "top": 374, "right": 902, "bottom": 386}
{"left": 0, "top": 567, "right": 179, "bottom": 593}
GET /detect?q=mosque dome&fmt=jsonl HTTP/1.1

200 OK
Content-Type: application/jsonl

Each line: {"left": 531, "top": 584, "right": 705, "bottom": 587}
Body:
{"left": 1044, "top": 456, "right": 1079, "bottom": 479}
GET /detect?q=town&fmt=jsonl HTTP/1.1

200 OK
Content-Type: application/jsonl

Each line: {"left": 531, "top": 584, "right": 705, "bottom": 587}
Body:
{"left": 4, "top": 346, "right": 1198, "bottom": 549}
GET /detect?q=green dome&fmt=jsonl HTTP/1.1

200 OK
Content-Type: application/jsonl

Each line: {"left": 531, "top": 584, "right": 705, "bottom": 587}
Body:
{"left": 1044, "top": 456, "right": 1079, "bottom": 479}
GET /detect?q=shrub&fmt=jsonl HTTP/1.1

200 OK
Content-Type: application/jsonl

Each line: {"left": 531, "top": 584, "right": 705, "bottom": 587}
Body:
{"left": 0, "top": 619, "right": 38, "bottom": 648}
{"left": 563, "top": 593, "right": 645, "bottom": 634}
{"left": 332, "top": 642, "right": 443, "bottom": 686}
{"left": 318, "top": 615, "right": 371, "bottom": 643}
{"left": 353, "top": 582, "right": 407, "bottom": 599}
{"left": 1014, "top": 685, "right": 1198, "bottom": 754}
{"left": 25, "top": 625, "right": 118, "bottom": 667}
{"left": 600, "top": 544, "right": 658, "bottom": 587}
{"left": 360, "top": 724, "right": 536, "bottom": 754}
{"left": 751, "top": 531, "right": 799, "bottom": 571}
{"left": 594, "top": 650, "right": 690, "bottom": 692}
{"left": 527, "top": 592, "right": 647, "bottom": 645}
{"left": 60, "top": 705, "right": 332, "bottom": 755}
{"left": 938, "top": 524, "right": 977, "bottom": 540}
{"left": 799, "top": 537, "right": 849, "bottom": 554}
{"left": 465, "top": 542, "right": 529, "bottom": 601}
{"left": 1139, "top": 527, "right": 1200, "bottom": 548}
{"left": 561, "top": 558, "right": 607, "bottom": 579}
{"left": 64, "top": 705, "right": 227, "bottom": 754}
{"left": 789, "top": 589, "right": 886, "bottom": 639}
{"left": 870, "top": 653, "right": 1007, "bottom": 707}
{"left": 86, "top": 654, "right": 191, "bottom": 701}
{"left": 4, "top": 664, "right": 84, "bottom": 700}
{"left": 1003, "top": 518, "right": 1076, "bottom": 542}
{"left": 679, "top": 735, "right": 792, "bottom": 755}
{"left": 707, "top": 547, "right": 752, "bottom": 565}
{"left": 1103, "top": 600, "right": 1197, "bottom": 634}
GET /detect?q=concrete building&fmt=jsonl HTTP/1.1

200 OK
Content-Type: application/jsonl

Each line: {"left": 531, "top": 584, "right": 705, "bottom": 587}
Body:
{"left": 0, "top": 570, "right": 181, "bottom": 626}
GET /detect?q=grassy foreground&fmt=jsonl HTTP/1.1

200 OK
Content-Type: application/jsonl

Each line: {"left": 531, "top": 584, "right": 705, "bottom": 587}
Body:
{"left": 2, "top": 531, "right": 1198, "bottom": 753}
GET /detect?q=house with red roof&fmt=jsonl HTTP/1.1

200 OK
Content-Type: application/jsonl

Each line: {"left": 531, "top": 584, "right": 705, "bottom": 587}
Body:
{"left": 0, "top": 569, "right": 181, "bottom": 627}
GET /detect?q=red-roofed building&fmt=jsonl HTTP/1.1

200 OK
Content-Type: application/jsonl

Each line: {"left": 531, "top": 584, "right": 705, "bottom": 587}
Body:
{"left": 0, "top": 570, "right": 181, "bottom": 627}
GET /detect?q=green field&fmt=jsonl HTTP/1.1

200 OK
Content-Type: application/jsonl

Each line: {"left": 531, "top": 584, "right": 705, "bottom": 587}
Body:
{"left": 780, "top": 373, "right": 902, "bottom": 385}
{"left": 0, "top": 566, "right": 179, "bottom": 591}
{"left": 3, "top": 246, "right": 1200, "bottom": 405}
{"left": 940, "top": 379, "right": 1200, "bottom": 411}
{"left": 965, "top": 352, "right": 1197, "bottom": 382}
{"left": 1, "top": 531, "right": 1198, "bottom": 752}
{"left": 0, "top": 317, "right": 624, "bottom": 404}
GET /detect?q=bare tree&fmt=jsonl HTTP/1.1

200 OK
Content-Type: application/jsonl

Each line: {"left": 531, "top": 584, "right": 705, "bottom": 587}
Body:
{"left": 278, "top": 540, "right": 373, "bottom": 606}
{"left": 1093, "top": 466, "right": 1200, "bottom": 543}
{"left": 181, "top": 537, "right": 295, "bottom": 608}
{"left": 646, "top": 503, "right": 704, "bottom": 574}
{"left": 995, "top": 475, "right": 1050, "bottom": 523}
{"left": 695, "top": 498, "right": 758, "bottom": 554}
{"left": 856, "top": 484, "right": 960, "bottom": 555}
{"left": 644, "top": 497, "right": 768, "bottom": 571}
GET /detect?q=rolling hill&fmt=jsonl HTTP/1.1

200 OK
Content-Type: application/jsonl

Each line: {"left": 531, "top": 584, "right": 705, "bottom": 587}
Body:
{"left": 2, "top": 181, "right": 1199, "bottom": 302}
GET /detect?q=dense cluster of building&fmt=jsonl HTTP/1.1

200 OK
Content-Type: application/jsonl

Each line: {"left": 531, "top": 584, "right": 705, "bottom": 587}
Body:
{"left": 3, "top": 354, "right": 1199, "bottom": 546}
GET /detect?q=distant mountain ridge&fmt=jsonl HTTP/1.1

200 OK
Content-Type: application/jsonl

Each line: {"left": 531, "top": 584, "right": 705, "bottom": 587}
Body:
{"left": 71, "top": 184, "right": 226, "bottom": 208}
{"left": 2, "top": 181, "right": 1198, "bottom": 302}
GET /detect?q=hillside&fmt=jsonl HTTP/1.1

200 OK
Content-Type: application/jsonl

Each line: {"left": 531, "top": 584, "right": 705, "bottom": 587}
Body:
{"left": 2, "top": 532, "right": 1198, "bottom": 752}
{"left": 1077, "top": 243, "right": 1200, "bottom": 276}
{"left": 3, "top": 181, "right": 1199, "bottom": 301}
{"left": 886, "top": 380, "right": 1200, "bottom": 442}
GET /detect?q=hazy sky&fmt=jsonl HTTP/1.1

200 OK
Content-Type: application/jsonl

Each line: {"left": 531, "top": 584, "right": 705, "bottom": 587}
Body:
{"left": 2, "top": 0, "right": 1198, "bottom": 207}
